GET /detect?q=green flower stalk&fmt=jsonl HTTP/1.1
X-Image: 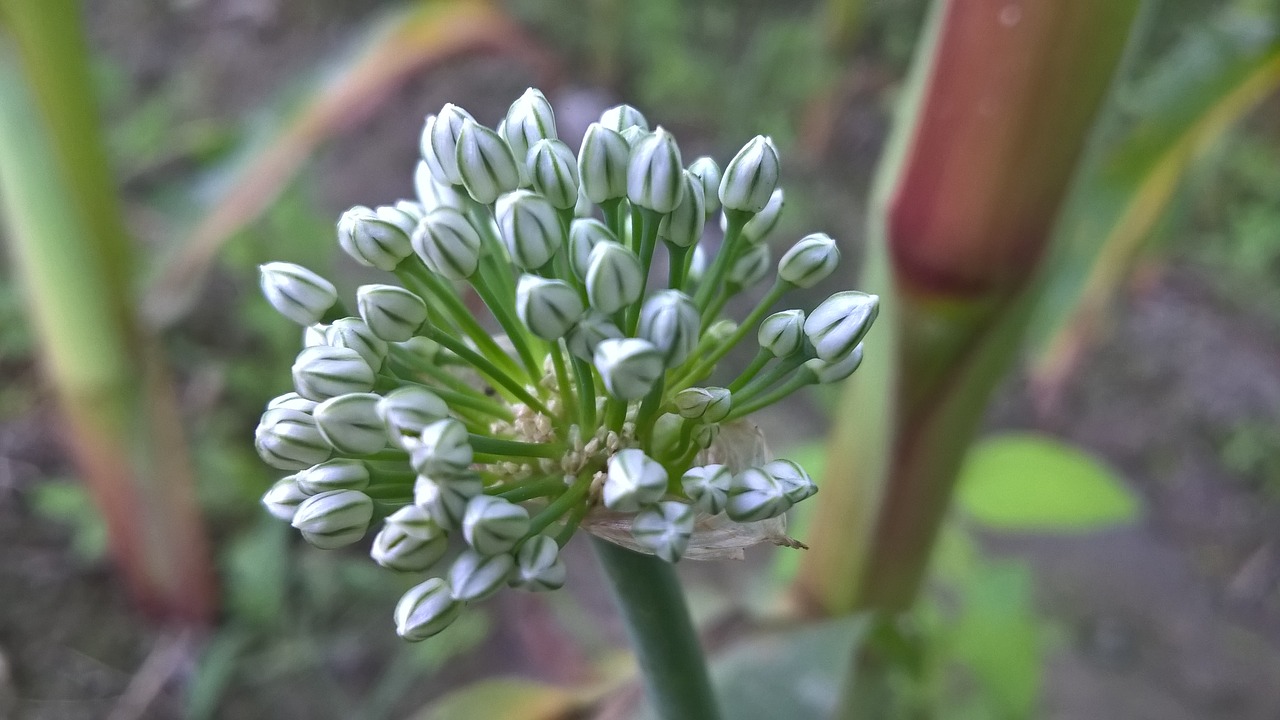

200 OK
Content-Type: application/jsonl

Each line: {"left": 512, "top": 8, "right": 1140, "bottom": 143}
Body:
{"left": 252, "top": 90, "right": 879, "bottom": 717}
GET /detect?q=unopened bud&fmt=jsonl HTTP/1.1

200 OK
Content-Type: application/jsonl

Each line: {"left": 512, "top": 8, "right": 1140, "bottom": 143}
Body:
{"left": 414, "top": 159, "right": 465, "bottom": 212}
{"left": 314, "top": 392, "right": 388, "bottom": 455}
{"left": 600, "top": 104, "right": 648, "bottom": 132}
{"left": 267, "top": 392, "right": 317, "bottom": 414}
{"left": 725, "top": 467, "right": 789, "bottom": 522}
{"left": 564, "top": 311, "right": 623, "bottom": 362}
{"left": 377, "top": 386, "right": 450, "bottom": 446}
{"left": 526, "top": 138, "right": 580, "bottom": 209}
{"left": 603, "top": 448, "right": 668, "bottom": 512}
{"left": 585, "top": 241, "right": 643, "bottom": 314}
{"left": 371, "top": 521, "right": 448, "bottom": 572}
{"left": 456, "top": 119, "right": 520, "bottom": 205}
{"left": 803, "top": 342, "right": 865, "bottom": 384}
{"left": 778, "top": 233, "right": 839, "bottom": 288}
{"left": 259, "top": 262, "right": 337, "bottom": 326}
{"left": 657, "top": 170, "right": 705, "bottom": 248}
{"left": 593, "top": 338, "right": 664, "bottom": 401}
{"left": 395, "top": 577, "right": 461, "bottom": 641}
{"left": 291, "top": 489, "right": 373, "bottom": 549}
{"left": 262, "top": 476, "right": 309, "bottom": 521}
{"left": 517, "top": 275, "right": 584, "bottom": 340}
{"left": 758, "top": 309, "right": 805, "bottom": 358}
{"left": 726, "top": 242, "right": 771, "bottom": 289}
{"left": 569, "top": 218, "right": 618, "bottom": 279}
{"left": 326, "top": 317, "right": 388, "bottom": 371}
{"left": 408, "top": 419, "right": 473, "bottom": 478}
{"left": 503, "top": 88, "right": 558, "bottom": 182}
{"left": 803, "top": 291, "right": 879, "bottom": 362}
{"left": 741, "top": 189, "right": 784, "bottom": 245}
{"left": 421, "top": 105, "right": 473, "bottom": 185}
{"left": 412, "top": 207, "right": 483, "bottom": 280}
{"left": 627, "top": 127, "right": 684, "bottom": 213}
{"left": 462, "top": 495, "right": 532, "bottom": 555}
{"left": 356, "top": 284, "right": 428, "bottom": 342}
{"left": 337, "top": 205, "right": 413, "bottom": 271}
{"left": 686, "top": 156, "right": 721, "bottom": 217}
{"left": 631, "top": 500, "right": 695, "bottom": 563}
{"left": 681, "top": 464, "right": 732, "bottom": 515}
{"left": 673, "top": 387, "right": 731, "bottom": 423}
{"left": 764, "top": 459, "right": 817, "bottom": 504}
{"left": 719, "top": 135, "right": 780, "bottom": 213}
{"left": 636, "top": 290, "right": 700, "bottom": 367}
{"left": 255, "top": 408, "right": 332, "bottom": 470}
{"left": 496, "top": 190, "right": 564, "bottom": 270}
{"left": 414, "top": 475, "right": 483, "bottom": 530}
{"left": 578, "top": 123, "right": 630, "bottom": 204}
{"left": 511, "top": 535, "right": 566, "bottom": 591}
{"left": 449, "top": 549, "right": 516, "bottom": 602}
{"left": 295, "top": 458, "right": 371, "bottom": 494}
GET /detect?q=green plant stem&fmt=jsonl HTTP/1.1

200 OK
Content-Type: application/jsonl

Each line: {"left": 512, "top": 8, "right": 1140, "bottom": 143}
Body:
{"left": 693, "top": 210, "right": 749, "bottom": 311}
{"left": 394, "top": 262, "right": 520, "bottom": 377}
{"left": 570, "top": 355, "right": 598, "bottom": 430}
{"left": 548, "top": 341, "right": 576, "bottom": 425}
{"left": 423, "top": 327, "right": 554, "bottom": 418}
{"left": 666, "top": 241, "right": 690, "bottom": 290}
{"left": 469, "top": 435, "right": 566, "bottom": 459}
{"left": 469, "top": 264, "right": 543, "bottom": 381}
{"left": 727, "top": 349, "right": 772, "bottom": 393}
{"left": 495, "top": 476, "right": 566, "bottom": 503}
{"left": 625, "top": 208, "right": 660, "bottom": 335}
{"left": 592, "top": 540, "right": 721, "bottom": 720}
{"left": 526, "top": 476, "right": 590, "bottom": 536}
{"left": 678, "top": 279, "right": 787, "bottom": 388}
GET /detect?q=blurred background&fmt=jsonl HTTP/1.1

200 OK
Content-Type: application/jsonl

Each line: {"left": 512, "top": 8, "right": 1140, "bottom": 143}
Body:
{"left": 1, "top": 0, "right": 1279, "bottom": 718}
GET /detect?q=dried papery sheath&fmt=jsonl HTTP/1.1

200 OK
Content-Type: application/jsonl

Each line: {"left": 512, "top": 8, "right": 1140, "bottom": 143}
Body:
{"left": 259, "top": 262, "right": 337, "bottom": 326}
{"left": 727, "top": 242, "right": 771, "bottom": 289}
{"left": 600, "top": 103, "right": 648, "bottom": 132}
{"left": 415, "top": 160, "right": 465, "bottom": 212}
{"left": 408, "top": 419, "right": 474, "bottom": 478}
{"left": 631, "top": 501, "right": 696, "bottom": 563}
{"left": 681, "top": 464, "right": 732, "bottom": 515}
{"left": 295, "top": 458, "right": 371, "bottom": 494}
{"left": 357, "top": 284, "right": 428, "bottom": 342}
{"left": 569, "top": 218, "right": 618, "bottom": 279}
{"left": 423, "top": 104, "right": 473, "bottom": 185}
{"left": 804, "top": 342, "right": 865, "bottom": 384}
{"left": 758, "top": 309, "right": 806, "bottom": 358}
{"left": 314, "top": 393, "right": 388, "bottom": 455}
{"left": 741, "top": 189, "right": 784, "bottom": 245}
{"left": 804, "top": 291, "right": 880, "bottom": 362}
{"left": 687, "top": 156, "right": 722, "bottom": 217}
{"left": 603, "top": 448, "right": 668, "bottom": 512}
{"left": 593, "top": 338, "right": 664, "bottom": 401}
{"left": 719, "top": 135, "right": 780, "bottom": 213}
{"left": 778, "top": 233, "right": 840, "bottom": 288}
{"left": 462, "top": 494, "right": 532, "bottom": 555}
{"left": 725, "top": 467, "right": 789, "bottom": 523}
{"left": 637, "top": 290, "right": 700, "bottom": 367}
{"left": 456, "top": 118, "right": 520, "bottom": 205}
{"left": 449, "top": 549, "right": 516, "bottom": 602}
{"left": 325, "top": 317, "right": 388, "bottom": 372}
{"left": 578, "top": 123, "right": 630, "bottom": 204}
{"left": 292, "top": 489, "right": 374, "bottom": 549}
{"left": 377, "top": 386, "right": 450, "bottom": 446}
{"left": 395, "top": 577, "right": 461, "bottom": 641}
{"left": 262, "top": 476, "right": 309, "bottom": 521}
{"left": 511, "top": 535, "right": 566, "bottom": 591}
{"left": 627, "top": 127, "right": 684, "bottom": 213}
{"left": 255, "top": 408, "right": 332, "bottom": 470}
{"left": 412, "top": 206, "right": 483, "bottom": 280}
{"left": 764, "top": 459, "right": 817, "bottom": 504}
{"left": 585, "top": 241, "right": 643, "bottom": 314}
{"left": 565, "top": 311, "right": 624, "bottom": 362}
{"left": 496, "top": 190, "right": 563, "bottom": 270}
{"left": 657, "top": 170, "right": 706, "bottom": 248}
{"left": 516, "top": 275, "right": 584, "bottom": 340}
{"left": 337, "top": 205, "right": 414, "bottom": 271}
{"left": 504, "top": 87, "right": 558, "bottom": 182}
{"left": 527, "top": 138, "right": 580, "bottom": 209}
{"left": 372, "top": 522, "right": 448, "bottom": 572}
{"left": 674, "top": 387, "right": 731, "bottom": 423}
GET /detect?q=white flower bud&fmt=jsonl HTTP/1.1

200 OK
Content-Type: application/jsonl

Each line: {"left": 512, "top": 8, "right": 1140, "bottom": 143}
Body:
{"left": 385, "top": 503, "right": 444, "bottom": 541}
{"left": 414, "top": 159, "right": 465, "bottom": 212}
{"left": 504, "top": 88, "right": 558, "bottom": 182}
{"left": 803, "top": 291, "right": 879, "bottom": 362}
{"left": 314, "top": 392, "right": 388, "bottom": 455}
{"left": 593, "top": 338, "right": 664, "bottom": 401}
{"left": 462, "top": 495, "right": 532, "bottom": 555}
{"left": 371, "top": 521, "right": 448, "bottom": 572}
{"left": 764, "top": 459, "right": 817, "bottom": 504}
{"left": 687, "top": 156, "right": 721, "bottom": 217}
{"left": 356, "top": 284, "right": 428, "bottom": 342}
{"left": 569, "top": 218, "right": 618, "bottom": 279}
{"left": 681, "top": 464, "right": 732, "bottom": 515}
{"left": 449, "top": 549, "right": 516, "bottom": 602}
{"left": 620, "top": 125, "right": 649, "bottom": 149}
{"left": 603, "top": 448, "right": 668, "bottom": 512}
{"left": 688, "top": 244, "right": 708, "bottom": 286}
{"left": 578, "top": 123, "right": 630, "bottom": 204}
{"left": 600, "top": 104, "right": 648, "bottom": 132}
{"left": 803, "top": 342, "right": 865, "bottom": 384}
{"left": 266, "top": 392, "right": 317, "bottom": 414}
{"left": 414, "top": 475, "right": 483, "bottom": 530}
{"left": 758, "top": 309, "right": 806, "bottom": 358}
{"left": 627, "top": 127, "right": 684, "bottom": 213}
{"left": 422, "top": 105, "right": 474, "bottom": 185}
{"left": 496, "top": 190, "right": 564, "bottom": 270}
{"left": 259, "top": 262, "right": 337, "bottom": 326}
{"left": 255, "top": 408, "right": 332, "bottom": 470}
{"left": 727, "top": 242, "right": 771, "bottom": 289}
{"left": 377, "top": 386, "right": 450, "bottom": 447}
{"left": 657, "top": 170, "right": 705, "bottom": 248}
{"left": 778, "top": 233, "right": 839, "bottom": 288}
{"left": 291, "top": 489, "right": 373, "bottom": 549}
{"left": 408, "top": 418, "right": 474, "bottom": 478}
{"left": 456, "top": 118, "right": 520, "bottom": 205}
{"left": 631, "top": 500, "right": 695, "bottom": 563}
{"left": 526, "top": 138, "right": 580, "bottom": 209}
{"left": 585, "top": 241, "right": 643, "bottom": 314}
{"left": 725, "top": 467, "right": 789, "bottom": 522}
{"left": 719, "top": 135, "right": 780, "bottom": 213}
{"left": 303, "top": 323, "right": 329, "bottom": 348}
{"left": 741, "top": 188, "right": 784, "bottom": 245}
{"left": 262, "top": 476, "right": 309, "bottom": 520}
{"left": 673, "top": 387, "right": 731, "bottom": 423}
{"left": 574, "top": 186, "right": 593, "bottom": 218}
{"left": 295, "top": 458, "right": 370, "bottom": 494}
{"left": 377, "top": 202, "right": 421, "bottom": 237}
{"left": 325, "top": 317, "right": 388, "bottom": 371}
{"left": 564, "top": 311, "right": 623, "bottom": 362}
{"left": 636, "top": 290, "right": 700, "bottom": 367}
{"left": 395, "top": 577, "right": 461, "bottom": 641}
{"left": 511, "top": 535, "right": 566, "bottom": 591}
{"left": 412, "top": 206, "right": 483, "bottom": 280}
{"left": 337, "top": 205, "right": 414, "bottom": 271}
{"left": 516, "top": 275, "right": 584, "bottom": 340}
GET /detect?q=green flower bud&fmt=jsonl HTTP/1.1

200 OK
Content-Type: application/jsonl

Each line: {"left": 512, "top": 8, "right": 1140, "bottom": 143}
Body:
{"left": 414, "top": 160, "right": 465, "bottom": 212}
{"left": 526, "top": 138, "right": 579, "bottom": 209}
{"left": 412, "top": 206, "right": 483, "bottom": 280}
{"left": 564, "top": 311, "right": 623, "bottom": 362}
{"left": 377, "top": 386, "right": 450, "bottom": 447}
{"left": 585, "top": 241, "right": 643, "bottom": 314}
{"left": 516, "top": 275, "right": 584, "bottom": 340}
{"left": 719, "top": 135, "right": 780, "bottom": 213}
{"left": 705, "top": 319, "right": 738, "bottom": 346}
{"left": 291, "top": 489, "right": 373, "bottom": 549}
{"left": 627, "top": 127, "right": 684, "bottom": 213}
{"left": 763, "top": 459, "right": 817, "bottom": 504}
{"left": 510, "top": 535, "right": 566, "bottom": 591}
{"left": 496, "top": 190, "right": 564, "bottom": 270}
{"left": 681, "top": 464, "right": 732, "bottom": 515}
{"left": 395, "top": 577, "right": 461, "bottom": 641}
{"left": 385, "top": 503, "right": 445, "bottom": 541}
{"left": 673, "top": 387, "right": 731, "bottom": 423}
{"left": 687, "top": 156, "right": 721, "bottom": 217}
{"left": 600, "top": 103, "right": 648, "bottom": 132}
{"left": 578, "top": 123, "right": 630, "bottom": 204}
{"left": 603, "top": 448, "right": 668, "bottom": 512}
{"left": 741, "top": 188, "right": 784, "bottom": 245}
{"left": 266, "top": 391, "right": 317, "bottom": 414}
{"left": 408, "top": 418, "right": 473, "bottom": 478}
{"left": 803, "top": 291, "right": 879, "bottom": 362}
{"left": 262, "top": 475, "right": 309, "bottom": 521}
{"left": 295, "top": 458, "right": 371, "bottom": 494}
{"left": 650, "top": 412, "right": 684, "bottom": 460}
{"left": 593, "top": 338, "right": 664, "bottom": 401}
{"left": 449, "top": 549, "right": 516, "bottom": 602}
{"left": 326, "top": 317, "right": 388, "bottom": 371}
{"left": 259, "top": 262, "right": 337, "bottom": 326}
{"left": 569, "top": 218, "right": 618, "bottom": 279}
{"left": 456, "top": 118, "right": 520, "bottom": 205}
{"left": 414, "top": 475, "right": 483, "bottom": 529}
{"left": 803, "top": 342, "right": 865, "bottom": 384}
{"left": 631, "top": 500, "right": 695, "bottom": 563}
{"left": 637, "top": 290, "right": 700, "bottom": 367}
{"left": 725, "top": 467, "right": 789, "bottom": 522}
{"left": 657, "top": 170, "right": 706, "bottom": 248}
{"left": 422, "top": 105, "right": 474, "bottom": 185}
{"left": 727, "top": 242, "right": 771, "bottom": 289}
{"left": 314, "top": 392, "right": 388, "bottom": 455}
{"left": 758, "top": 309, "right": 805, "bottom": 358}
{"left": 356, "top": 284, "right": 428, "bottom": 342}
{"left": 504, "top": 88, "right": 558, "bottom": 182}
{"left": 462, "top": 494, "right": 532, "bottom": 555}
{"left": 255, "top": 408, "right": 332, "bottom": 470}
{"left": 692, "top": 422, "right": 719, "bottom": 449}
{"left": 778, "top": 233, "right": 839, "bottom": 288}
{"left": 371, "top": 521, "right": 448, "bottom": 572}
{"left": 337, "top": 205, "right": 414, "bottom": 271}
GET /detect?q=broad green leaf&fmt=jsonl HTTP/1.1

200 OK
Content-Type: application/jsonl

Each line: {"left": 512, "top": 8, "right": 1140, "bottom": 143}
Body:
{"left": 956, "top": 433, "right": 1139, "bottom": 530}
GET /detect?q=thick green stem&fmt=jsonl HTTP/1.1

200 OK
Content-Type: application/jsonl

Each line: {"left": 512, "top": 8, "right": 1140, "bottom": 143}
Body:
{"left": 592, "top": 540, "right": 721, "bottom": 720}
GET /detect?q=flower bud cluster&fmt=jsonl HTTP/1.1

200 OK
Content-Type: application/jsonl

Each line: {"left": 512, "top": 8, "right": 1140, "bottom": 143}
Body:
{"left": 255, "top": 89, "right": 878, "bottom": 642}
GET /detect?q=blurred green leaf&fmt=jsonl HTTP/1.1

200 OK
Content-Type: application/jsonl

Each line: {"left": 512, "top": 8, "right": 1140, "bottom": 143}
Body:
{"left": 415, "top": 678, "right": 587, "bottom": 720}
{"left": 186, "top": 628, "right": 252, "bottom": 720}
{"left": 224, "top": 519, "right": 289, "bottom": 628}
{"left": 956, "top": 433, "right": 1139, "bottom": 531}
{"left": 771, "top": 440, "right": 825, "bottom": 587}
{"left": 946, "top": 562, "right": 1040, "bottom": 718}
{"left": 26, "top": 479, "right": 107, "bottom": 560}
